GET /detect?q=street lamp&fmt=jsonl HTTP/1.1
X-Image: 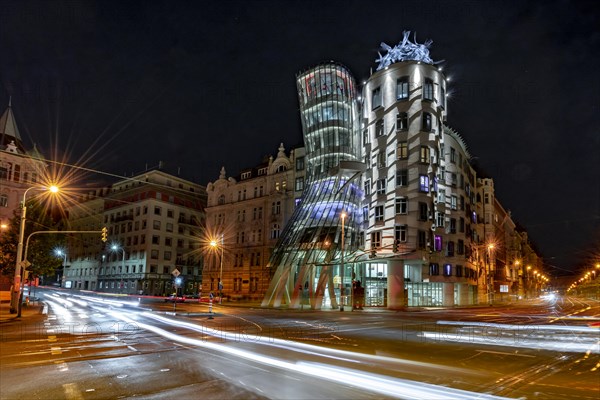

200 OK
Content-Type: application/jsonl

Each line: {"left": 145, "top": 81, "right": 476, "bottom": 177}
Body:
{"left": 210, "top": 234, "right": 224, "bottom": 304}
{"left": 486, "top": 243, "right": 495, "bottom": 305}
{"left": 111, "top": 244, "right": 126, "bottom": 293}
{"left": 10, "top": 185, "right": 59, "bottom": 314}
{"left": 339, "top": 211, "right": 346, "bottom": 312}
{"left": 54, "top": 248, "right": 67, "bottom": 286}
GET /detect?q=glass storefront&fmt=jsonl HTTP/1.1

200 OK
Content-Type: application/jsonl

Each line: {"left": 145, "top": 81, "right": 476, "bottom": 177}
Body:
{"left": 363, "top": 262, "right": 387, "bottom": 307}
{"left": 406, "top": 282, "right": 444, "bottom": 307}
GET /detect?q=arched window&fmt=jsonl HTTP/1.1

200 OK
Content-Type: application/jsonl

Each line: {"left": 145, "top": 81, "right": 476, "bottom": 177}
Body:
{"left": 0, "top": 194, "right": 7, "bottom": 207}
{"left": 276, "top": 165, "right": 286, "bottom": 173}
{"left": 218, "top": 195, "right": 225, "bottom": 205}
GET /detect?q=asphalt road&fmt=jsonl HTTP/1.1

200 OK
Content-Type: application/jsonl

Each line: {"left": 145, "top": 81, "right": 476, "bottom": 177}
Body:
{"left": 1, "top": 289, "right": 598, "bottom": 399}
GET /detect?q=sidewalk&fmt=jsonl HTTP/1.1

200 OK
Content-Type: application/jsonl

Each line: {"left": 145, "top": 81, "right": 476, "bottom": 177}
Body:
{"left": 0, "top": 298, "right": 44, "bottom": 323}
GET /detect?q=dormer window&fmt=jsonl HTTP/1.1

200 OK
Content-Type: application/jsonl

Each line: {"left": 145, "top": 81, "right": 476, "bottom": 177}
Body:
{"left": 241, "top": 171, "right": 251, "bottom": 180}
{"left": 276, "top": 165, "right": 286, "bottom": 173}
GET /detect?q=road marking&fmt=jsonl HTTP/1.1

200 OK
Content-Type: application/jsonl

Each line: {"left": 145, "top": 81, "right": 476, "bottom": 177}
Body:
{"left": 62, "top": 383, "right": 83, "bottom": 400}
{"left": 477, "top": 350, "right": 536, "bottom": 358}
{"left": 51, "top": 346, "right": 62, "bottom": 355}
{"left": 47, "top": 335, "right": 57, "bottom": 342}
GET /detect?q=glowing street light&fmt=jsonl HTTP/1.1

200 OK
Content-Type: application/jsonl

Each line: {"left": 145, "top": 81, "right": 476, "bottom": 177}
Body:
{"left": 10, "top": 185, "right": 59, "bottom": 315}
{"left": 210, "top": 234, "right": 224, "bottom": 304}
{"left": 54, "top": 248, "right": 67, "bottom": 286}
{"left": 111, "top": 244, "right": 126, "bottom": 293}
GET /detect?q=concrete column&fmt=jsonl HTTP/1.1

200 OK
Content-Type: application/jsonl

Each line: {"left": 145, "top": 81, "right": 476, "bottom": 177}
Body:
{"left": 387, "top": 260, "right": 405, "bottom": 309}
{"left": 442, "top": 282, "right": 454, "bottom": 306}
{"left": 457, "top": 283, "right": 470, "bottom": 306}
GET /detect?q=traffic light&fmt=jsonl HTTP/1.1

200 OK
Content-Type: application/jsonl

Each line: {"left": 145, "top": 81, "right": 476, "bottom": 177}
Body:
{"left": 101, "top": 227, "right": 108, "bottom": 242}
{"left": 393, "top": 240, "right": 399, "bottom": 253}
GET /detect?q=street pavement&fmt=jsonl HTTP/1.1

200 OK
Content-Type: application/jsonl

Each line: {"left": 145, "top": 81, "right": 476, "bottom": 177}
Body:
{"left": 0, "top": 297, "right": 44, "bottom": 323}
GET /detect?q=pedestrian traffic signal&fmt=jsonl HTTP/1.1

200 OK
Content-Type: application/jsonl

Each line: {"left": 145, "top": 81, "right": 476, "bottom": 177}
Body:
{"left": 101, "top": 227, "right": 108, "bottom": 242}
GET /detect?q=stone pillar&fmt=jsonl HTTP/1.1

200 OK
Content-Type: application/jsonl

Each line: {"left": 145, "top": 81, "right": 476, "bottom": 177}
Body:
{"left": 442, "top": 282, "right": 454, "bottom": 306}
{"left": 387, "top": 260, "right": 405, "bottom": 309}
{"left": 456, "top": 283, "right": 470, "bottom": 306}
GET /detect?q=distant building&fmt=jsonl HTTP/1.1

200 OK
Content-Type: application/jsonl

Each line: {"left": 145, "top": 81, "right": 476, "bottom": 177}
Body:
{"left": 204, "top": 144, "right": 305, "bottom": 300}
{"left": 64, "top": 170, "right": 207, "bottom": 295}
{"left": 0, "top": 99, "right": 48, "bottom": 291}
{"left": 0, "top": 99, "right": 47, "bottom": 230}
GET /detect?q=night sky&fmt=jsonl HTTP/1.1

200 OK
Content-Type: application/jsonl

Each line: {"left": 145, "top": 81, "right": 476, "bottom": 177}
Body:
{"left": 1, "top": 0, "right": 599, "bottom": 274}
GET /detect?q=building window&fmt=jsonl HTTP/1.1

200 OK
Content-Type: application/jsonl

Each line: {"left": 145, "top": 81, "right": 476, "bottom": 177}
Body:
{"left": 397, "top": 77, "right": 409, "bottom": 100}
{"left": 423, "top": 78, "right": 434, "bottom": 101}
{"left": 443, "top": 263, "right": 452, "bottom": 276}
{"left": 154, "top": 206, "right": 161, "bottom": 215}
{"left": 0, "top": 194, "right": 7, "bottom": 207}
{"left": 164, "top": 251, "right": 172, "bottom": 261}
{"left": 374, "top": 205, "right": 384, "bottom": 222}
{"left": 166, "top": 223, "right": 173, "bottom": 232}
{"left": 418, "top": 202, "right": 428, "bottom": 221}
{"left": 153, "top": 220, "right": 161, "bottom": 230}
{"left": 395, "top": 225, "right": 407, "bottom": 242}
{"left": 364, "top": 180, "right": 371, "bottom": 196}
{"left": 241, "top": 171, "right": 251, "bottom": 180}
{"left": 218, "top": 195, "right": 225, "bottom": 205}
{"left": 422, "top": 112, "right": 432, "bottom": 131}
{"left": 459, "top": 217, "right": 465, "bottom": 233}
{"left": 295, "top": 177, "right": 304, "bottom": 192}
{"left": 362, "top": 206, "right": 369, "bottom": 221}
{"left": 376, "top": 179, "right": 386, "bottom": 195}
{"left": 420, "top": 146, "right": 430, "bottom": 163}
{"left": 396, "top": 112, "right": 408, "bottom": 131}
{"left": 371, "top": 231, "right": 382, "bottom": 248}
{"left": 449, "top": 218, "right": 457, "bottom": 234}
{"left": 429, "top": 263, "right": 440, "bottom": 276}
{"left": 396, "top": 169, "right": 408, "bottom": 186}
{"left": 419, "top": 175, "right": 429, "bottom": 192}
{"left": 377, "top": 152, "right": 386, "bottom": 168}
{"left": 253, "top": 207, "right": 263, "bottom": 220}
{"left": 397, "top": 141, "right": 408, "bottom": 159}
{"left": 451, "top": 195, "right": 458, "bottom": 210}
{"left": 363, "top": 129, "right": 370, "bottom": 145}
{"left": 375, "top": 119, "right": 384, "bottom": 137}
{"left": 271, "top": 224, "right": 281, "bottom": 239}
{"left": 436, "top": 212, "right": 445, "bottom": 228}
{"left": 450, "top": 147, "right": 456, "bottom": 163}
{"left": 150, "top": 250, "right": 159, "bottom": 259}
{"left": 434, "top": 235, "right": 443, "bottom": 252}
{"left": 372, "top": 86, "right": 382, "bottom": 109}
{"left": 395, "top": 197, "right": 407, "bottom": 214}
{"left": 152, "top": 235, "right": 160, "bottom": 244}
{"left": 272, "top": 201, "right": 281, "bottom": 215}
{"left": 418, "top": 230, "right": 427, "bottom": 249}
{"left": 457, "top": 240, "right": 464, "bottom": 255}
{"left": 167, "top": 209, "right": 174, "bottom": 218}
{"left": 296, "top": 156, "right": 305, "bottom": 171}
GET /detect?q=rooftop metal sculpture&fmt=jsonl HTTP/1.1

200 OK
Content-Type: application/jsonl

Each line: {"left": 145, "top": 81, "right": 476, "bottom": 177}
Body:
{"left": 375, "top": 31, "right": 441, "bottom": 70}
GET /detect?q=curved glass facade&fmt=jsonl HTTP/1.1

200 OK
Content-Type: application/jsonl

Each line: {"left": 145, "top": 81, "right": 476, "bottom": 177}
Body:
{"left": 262, "top": 63, "right": 363, "bottom": 309}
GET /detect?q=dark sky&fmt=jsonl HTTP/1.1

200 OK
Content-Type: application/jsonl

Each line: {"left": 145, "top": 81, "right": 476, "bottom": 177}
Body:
{"left": 1, "top": 0, "right": 599, "bottom": 274}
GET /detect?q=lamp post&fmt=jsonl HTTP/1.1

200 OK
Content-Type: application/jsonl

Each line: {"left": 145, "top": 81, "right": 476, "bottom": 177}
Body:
{"left": 10, "top": 185, "right": 58, "bottom": 314}
{"left": 486, "top": 243, "right": 495, "bottom": 305}
{"left": 210, "top": 234, "right": 224, "bottom": 304}
{"left": 339, "top": 211, "right": 346, "bottom": 312}
{"left": 111, "top": 244, "right": 126, "bottom": 293}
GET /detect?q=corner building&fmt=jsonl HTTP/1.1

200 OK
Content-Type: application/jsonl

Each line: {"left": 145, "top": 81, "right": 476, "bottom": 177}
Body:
{"left": 362, "top": 55, "right": 479, "bottom": 307}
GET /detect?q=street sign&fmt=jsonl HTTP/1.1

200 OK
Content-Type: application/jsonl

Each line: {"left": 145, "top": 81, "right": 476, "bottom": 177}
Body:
{"left": 171, "top": 268, "right": 180, "bottom": 277}
{"left": 18, "top": 260, "right": 31, "bottom": 269}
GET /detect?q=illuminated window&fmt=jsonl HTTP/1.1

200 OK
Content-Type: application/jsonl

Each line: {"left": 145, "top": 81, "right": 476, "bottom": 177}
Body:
{"left": 419, "top": 175, "right": 429, "bottom": 192}
{"left": 443, "top": 263, "right": 452, "bottom": 276}
{"left": 429, "top": 263, "right": 440, "bottom": 276}
{"left": 420, "top": 146, "right": 430, "bottom": 163}
{"left": 396, "top": 77, "right": 409, "bottom": 100}
{"left": 434, "top": 235, "right": 443, "bottom": 252}
{"left": 397, "top": 141, "right": 408, "bottom": 159}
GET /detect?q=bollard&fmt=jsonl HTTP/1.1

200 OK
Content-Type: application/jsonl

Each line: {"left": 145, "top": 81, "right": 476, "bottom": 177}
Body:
{"left": 208, "top": 298, "right": 213, "bottom": 319}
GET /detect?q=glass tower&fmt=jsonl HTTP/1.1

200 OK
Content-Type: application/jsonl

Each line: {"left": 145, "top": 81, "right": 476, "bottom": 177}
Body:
{"left": 261, "top": 63, "right": 364, "bottom": 309}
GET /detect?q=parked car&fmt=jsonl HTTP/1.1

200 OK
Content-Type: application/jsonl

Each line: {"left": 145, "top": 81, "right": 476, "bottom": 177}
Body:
{"left": 164, "top": 294, "right": 186, "bottom": 303}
